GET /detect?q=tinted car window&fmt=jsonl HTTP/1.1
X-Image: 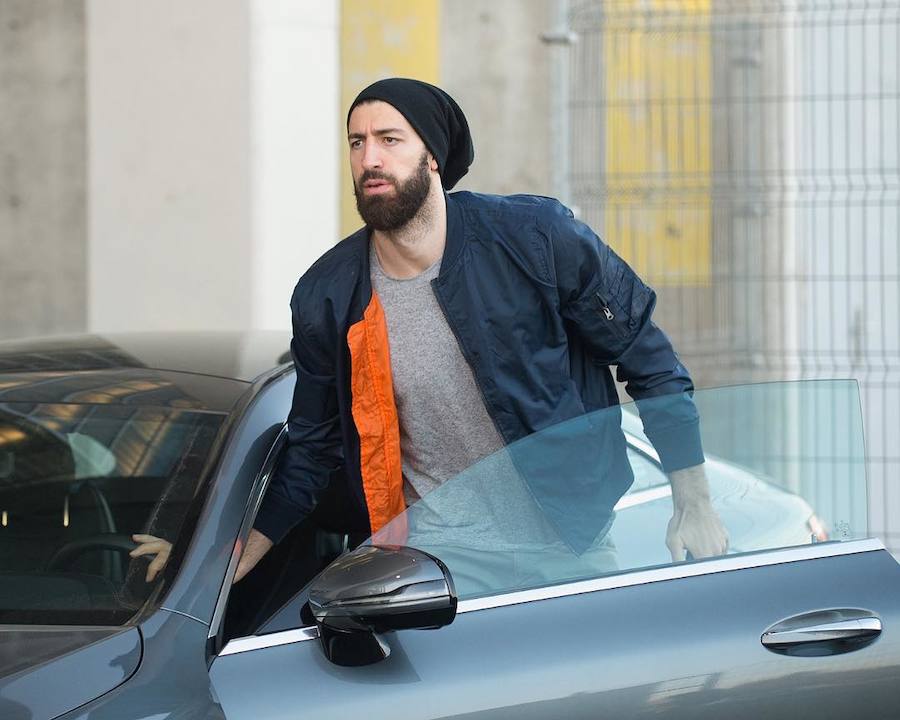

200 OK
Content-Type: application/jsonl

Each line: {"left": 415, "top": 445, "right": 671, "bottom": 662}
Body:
{"left": 625, "top": 448, "right": 665, "bottom": 492}
{"left": 362, "top": 380, "right": 867, "bottom": 601}
{"left": 0, "top": 402, "right": 224, "bottom": 625}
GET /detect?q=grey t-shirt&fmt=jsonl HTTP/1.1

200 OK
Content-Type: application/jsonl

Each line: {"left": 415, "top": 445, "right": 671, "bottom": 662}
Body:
{"left": 370, "top": 244, "right": 562, "bottom": 551}
{"left": 370, "top": 244, "right": 504, "bottom": 503}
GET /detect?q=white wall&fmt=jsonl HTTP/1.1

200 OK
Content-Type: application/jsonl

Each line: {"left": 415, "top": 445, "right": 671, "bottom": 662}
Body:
{"left": 87, "top": 0, "right": 339, "bottom": 333}
{"left": 249, "top": 0, "right": 339, "bottom": 329}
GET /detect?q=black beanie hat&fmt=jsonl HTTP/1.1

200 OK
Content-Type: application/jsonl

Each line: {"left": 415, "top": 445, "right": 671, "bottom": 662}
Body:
{"left": 347, "top": 78, "right": 474, "bottom": 190}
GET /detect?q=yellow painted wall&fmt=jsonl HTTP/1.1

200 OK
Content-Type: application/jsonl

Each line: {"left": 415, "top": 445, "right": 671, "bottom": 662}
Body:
{"left": 339, "top": 0, "right": 440, "bottom": 238}
{"left": 604, "top": 0, "right": 712, "bottom": 286}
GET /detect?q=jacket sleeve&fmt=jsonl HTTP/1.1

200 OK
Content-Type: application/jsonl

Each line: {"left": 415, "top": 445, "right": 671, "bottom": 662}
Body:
{"left": 252, "top": 300, "right": 344, "bottom": 544}
{"left": 544, "top": 203, "right": 705, "bottom": 473}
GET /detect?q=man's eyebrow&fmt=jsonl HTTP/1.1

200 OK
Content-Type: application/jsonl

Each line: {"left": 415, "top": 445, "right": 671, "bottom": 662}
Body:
{"left": 347, "top": 128, "right": 407, "bottom": 140}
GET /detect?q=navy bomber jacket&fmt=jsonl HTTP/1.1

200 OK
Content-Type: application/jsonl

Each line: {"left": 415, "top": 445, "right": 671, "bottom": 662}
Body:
{"left": 253, "top": 191, "right": 704, "bottom": 552}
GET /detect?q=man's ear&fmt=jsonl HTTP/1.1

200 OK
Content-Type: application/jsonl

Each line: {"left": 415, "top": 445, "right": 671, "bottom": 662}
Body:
{"left": 428, "top": 154, "right": 439, "bottom": 172}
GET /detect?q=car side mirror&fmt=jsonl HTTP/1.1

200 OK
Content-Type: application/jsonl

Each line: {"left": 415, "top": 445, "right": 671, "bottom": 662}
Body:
{"left": 307, "top": 544, "right": 457, "bottom": 666}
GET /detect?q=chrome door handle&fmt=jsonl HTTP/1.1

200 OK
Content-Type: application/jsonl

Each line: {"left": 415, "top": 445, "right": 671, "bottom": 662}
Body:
{"left": 762, "top": 617, "right": 882, "bottom": 648}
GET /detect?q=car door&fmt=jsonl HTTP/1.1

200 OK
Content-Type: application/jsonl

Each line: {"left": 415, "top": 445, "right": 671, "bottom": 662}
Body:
{"left": 208, "top": 380, "right": 900, "bottom": 719}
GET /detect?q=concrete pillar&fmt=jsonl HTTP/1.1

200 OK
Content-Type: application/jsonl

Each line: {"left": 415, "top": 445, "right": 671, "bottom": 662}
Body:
{"left": 249, "top": 0, "right": 340, "bottom": 329}
{"left": 440, "top": 0, "right": 554, "bottom": 198}
{"left": 86, "top": 0, "right": 339, "bottom": 333}
{"left": 0, "top": 0, "right": 87, "bottom": 339}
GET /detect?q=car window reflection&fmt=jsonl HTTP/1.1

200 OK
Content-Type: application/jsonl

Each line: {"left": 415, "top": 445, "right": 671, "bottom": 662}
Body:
{"left": 0, "top": 403, "right": 223, "bottom": 625}
{"left": 365, "top": 381, "right": 867, "bottom": 601}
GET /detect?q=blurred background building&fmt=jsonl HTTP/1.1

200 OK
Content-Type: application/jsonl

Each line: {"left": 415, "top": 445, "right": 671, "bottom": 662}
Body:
{"left": 2, "top": 0, "right": 898, "bottom": 553}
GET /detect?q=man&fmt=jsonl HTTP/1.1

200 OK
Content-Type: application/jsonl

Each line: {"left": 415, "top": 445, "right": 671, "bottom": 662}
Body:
{"left": 231, "top": 78, "right": 727, "bottom": 583}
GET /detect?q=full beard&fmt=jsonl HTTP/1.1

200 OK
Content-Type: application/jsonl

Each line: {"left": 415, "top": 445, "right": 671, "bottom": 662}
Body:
{"left": 354, "top": 152, "right": 432, "bottom": 231}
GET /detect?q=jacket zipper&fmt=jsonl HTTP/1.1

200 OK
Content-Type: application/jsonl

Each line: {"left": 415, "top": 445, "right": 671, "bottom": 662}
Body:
{"left": 595, "top": 292, "right": 627, "bottom": 336}
{"left": 595, "top": 291, "right": 615, "bottom": 320}
{"left": 430, "top": 279, "right": 510, "bottom": 444}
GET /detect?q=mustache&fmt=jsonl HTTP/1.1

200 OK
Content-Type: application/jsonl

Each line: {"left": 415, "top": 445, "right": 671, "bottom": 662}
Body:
{"left": 357, "top": 170, "right": 397, "bottom": 185}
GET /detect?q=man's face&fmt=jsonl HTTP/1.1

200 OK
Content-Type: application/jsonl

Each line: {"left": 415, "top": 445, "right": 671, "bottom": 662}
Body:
{"left": 348, "top": 100, "right": 438, "bottom": 231}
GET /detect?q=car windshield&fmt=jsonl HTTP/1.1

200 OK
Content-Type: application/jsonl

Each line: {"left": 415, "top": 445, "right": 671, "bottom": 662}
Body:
{"left": 366, "top": 380, "right": 868, "bottom": 601}
{"left": 0, "top": 402, "right": 224, "bottom": 625}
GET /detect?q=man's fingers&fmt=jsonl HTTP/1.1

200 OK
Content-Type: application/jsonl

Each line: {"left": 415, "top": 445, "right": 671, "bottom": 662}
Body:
{"left": 684, "top": 528, "right": 729, "bottom": 560}
{"left": 129, "top": 542, "right": 167, "bottom": 557}
{"left": 129, "top": 533, "right": 173, "bottom": 582}
{"left": 690, "top": 541, "right": 717, "bottom": 559}
{"left": 130, "top": 534, "right": 173, "bottom": 583}
{"left": 666, "top": 528, "right": 687, "bottom": 562}
{"left": 145, "top": 555, "right": 168, "bottom": 582}
{"left": 666, "top": 511, "right": 686, "bottom": 561}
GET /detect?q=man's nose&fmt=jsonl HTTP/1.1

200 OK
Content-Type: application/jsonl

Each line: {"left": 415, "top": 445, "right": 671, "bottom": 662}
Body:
{"left": 362, "top": 141, "right": 383, "bottom": 170}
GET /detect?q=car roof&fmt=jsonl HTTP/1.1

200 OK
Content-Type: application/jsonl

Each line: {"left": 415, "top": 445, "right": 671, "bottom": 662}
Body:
{"left": 0, "top": 331, "right": 291, "bottom": 412}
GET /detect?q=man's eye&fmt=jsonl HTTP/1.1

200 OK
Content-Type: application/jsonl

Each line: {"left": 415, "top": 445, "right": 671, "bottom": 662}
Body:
{"left": 383, "top": 137, "right": 398, "bottom": 145}
{"left": 350, "top": 139, "right": 362, "bottom": 149}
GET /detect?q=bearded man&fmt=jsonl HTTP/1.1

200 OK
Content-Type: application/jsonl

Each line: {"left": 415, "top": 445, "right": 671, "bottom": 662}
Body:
{"left": 233, "top": 78, "right": 728, "bottom": 583}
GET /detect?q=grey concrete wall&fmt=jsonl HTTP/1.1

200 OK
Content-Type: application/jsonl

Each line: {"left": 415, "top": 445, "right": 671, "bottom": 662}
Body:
{"left": 440, "top": 0, "right": 555, "bottom": 197}
{"left": 0, "top": 0, "right": 87, "bottom": 340}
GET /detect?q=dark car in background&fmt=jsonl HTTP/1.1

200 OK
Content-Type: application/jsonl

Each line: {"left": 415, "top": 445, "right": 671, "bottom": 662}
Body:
{"left": 0, "top": 332, "right": 897, "bottom": 720}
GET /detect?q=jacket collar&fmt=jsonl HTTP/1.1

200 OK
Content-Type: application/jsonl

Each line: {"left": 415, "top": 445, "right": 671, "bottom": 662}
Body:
{"left": 438, "top": 191, "right": 466, "bottom": 279}
{"left": 358, "top": 191, "right": 466, "bottom": 287}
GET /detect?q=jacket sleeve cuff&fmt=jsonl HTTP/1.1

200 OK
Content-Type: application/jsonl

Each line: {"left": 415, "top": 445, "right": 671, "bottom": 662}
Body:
{"left": 644, "top": 419, "right": 705, "bottom": 474}
{"left": 252, "top": 492, "right": 303, "bottom": 545}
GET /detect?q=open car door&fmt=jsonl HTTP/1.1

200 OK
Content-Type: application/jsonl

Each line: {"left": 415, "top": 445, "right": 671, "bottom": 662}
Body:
{"left": 210, "top": 381, "right": 900, "bottom": 719}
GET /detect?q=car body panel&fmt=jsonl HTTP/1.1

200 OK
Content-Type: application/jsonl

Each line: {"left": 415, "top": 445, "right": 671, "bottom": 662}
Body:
{"left": 210, "top": 548, "right": 900, "bottom": 720}
{"left": 0, "top": 626, "right": 141, "bottom": 720}
{"left": 56, "top": 610, "right": 224, "bottom": 720}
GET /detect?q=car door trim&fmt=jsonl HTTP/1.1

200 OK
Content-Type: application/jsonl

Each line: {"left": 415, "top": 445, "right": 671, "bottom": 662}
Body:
{"left": 455, "top": 537, "right": 885, "bottom": 614}
{"left": 207, "top": 421, "right": 289, "bottom": 650}
{"left": 219, "top": 626, "right": 319, "bottom": 656}
{"left": 216, "top": 537, "right": 882, "bottom": 657}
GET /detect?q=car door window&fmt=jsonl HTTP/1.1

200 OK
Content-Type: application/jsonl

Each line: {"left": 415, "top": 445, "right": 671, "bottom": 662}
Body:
{"left": 625, "top": 448, "right": 666, "bottom": 491}
{"left": 255, "top": 379, "right": 868, "bottom": 630}
{"left": 359, "top": 380, "right": 868, "bottom": 602}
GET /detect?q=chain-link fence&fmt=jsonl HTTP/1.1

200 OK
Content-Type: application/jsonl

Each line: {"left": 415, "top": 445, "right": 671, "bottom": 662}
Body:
{"left": 564, "top": 0, "right": 900, "bottom": 553}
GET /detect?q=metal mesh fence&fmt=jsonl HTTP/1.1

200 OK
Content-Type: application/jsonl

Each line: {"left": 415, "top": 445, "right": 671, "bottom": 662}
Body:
{"left": 564, "top": 0, "right": 900, "bottom": 553}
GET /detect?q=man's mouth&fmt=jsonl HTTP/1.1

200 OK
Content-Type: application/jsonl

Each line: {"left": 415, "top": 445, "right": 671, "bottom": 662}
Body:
{"left": 362, "top": 179, "right": 394, "bottom": 195}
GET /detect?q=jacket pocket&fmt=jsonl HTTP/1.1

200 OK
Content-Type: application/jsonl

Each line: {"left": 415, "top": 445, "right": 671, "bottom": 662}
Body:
{"left": 592, "top": 291, "right": 629, "bottom": 340}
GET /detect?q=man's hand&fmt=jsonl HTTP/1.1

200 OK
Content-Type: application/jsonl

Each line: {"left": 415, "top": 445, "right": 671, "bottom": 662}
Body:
{"left": 129, "top": 534, "right": 172, "bottom": 582}
{"left": 233, "top": 528, "right": 274, "bottom": 583}
{"left": 128, "top": 529, "right": 273, "bottom": 584}
{"left": 666, "top": 463, "right": 729, "bottom": 562}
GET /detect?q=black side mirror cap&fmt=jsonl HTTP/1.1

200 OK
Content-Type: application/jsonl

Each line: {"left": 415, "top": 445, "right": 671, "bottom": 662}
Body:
{"left": 307, "top": 545, "right": 457, "bottom": 666}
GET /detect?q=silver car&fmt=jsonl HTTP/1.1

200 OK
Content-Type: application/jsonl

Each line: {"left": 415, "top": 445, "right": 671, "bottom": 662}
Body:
{"left": 0, "top": 332, "right": 897, "bottom": 720}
